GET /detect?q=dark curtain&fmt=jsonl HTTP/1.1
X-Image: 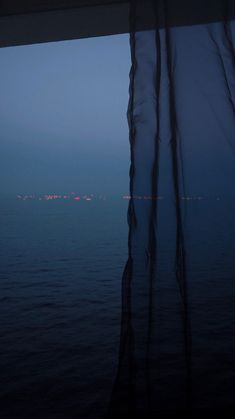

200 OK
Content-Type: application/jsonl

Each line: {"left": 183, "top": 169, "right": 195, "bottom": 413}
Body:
{"left": 108, "top": 0, "right": 235, "bottom": 417}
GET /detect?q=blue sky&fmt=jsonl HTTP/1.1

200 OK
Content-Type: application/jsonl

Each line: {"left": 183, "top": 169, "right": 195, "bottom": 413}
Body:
{"left": 0, "top": 34, "right": 130, "bottom": 195}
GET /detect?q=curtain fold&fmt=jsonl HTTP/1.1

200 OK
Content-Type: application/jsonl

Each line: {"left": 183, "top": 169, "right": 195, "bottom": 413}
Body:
{"left": 108, "top": 1, "right": 235, "bottom": 417}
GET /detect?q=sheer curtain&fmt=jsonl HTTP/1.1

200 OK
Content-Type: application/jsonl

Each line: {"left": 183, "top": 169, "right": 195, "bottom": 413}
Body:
{"left": 109, "top": 0, "right": 235, "bottom": 417}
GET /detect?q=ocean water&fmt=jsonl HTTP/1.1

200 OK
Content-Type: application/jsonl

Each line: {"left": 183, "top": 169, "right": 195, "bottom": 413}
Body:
{"left": 1, "top": 197, "right": 235, "bottom": 417}
{"left": 0, "top": 197, "right": 128, "bottom": 418}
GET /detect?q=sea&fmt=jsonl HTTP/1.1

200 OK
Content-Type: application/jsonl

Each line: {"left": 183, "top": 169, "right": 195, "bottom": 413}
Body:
{"left": 1, "top": 195, "right": 235, "bottom": 417}
{"left": 0, "top": 196, "right": 128, "bottom": 418}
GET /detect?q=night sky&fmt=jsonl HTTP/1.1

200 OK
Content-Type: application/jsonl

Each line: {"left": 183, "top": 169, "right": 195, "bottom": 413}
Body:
{"left": 0, "top": 34, "right": 130, "bottom": 195}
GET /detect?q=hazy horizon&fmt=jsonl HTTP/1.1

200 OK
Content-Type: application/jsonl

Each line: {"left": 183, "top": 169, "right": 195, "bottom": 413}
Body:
{"left": 0, "top": 34, "right": 131, "bottom": 195}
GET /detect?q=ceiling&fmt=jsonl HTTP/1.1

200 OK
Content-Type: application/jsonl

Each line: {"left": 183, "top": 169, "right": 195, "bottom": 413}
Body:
{"left": 0, "top": 1, "right": 129, "bottom": 47}
{"left": 0, "top": 1, "right": 234, "bottom": 48}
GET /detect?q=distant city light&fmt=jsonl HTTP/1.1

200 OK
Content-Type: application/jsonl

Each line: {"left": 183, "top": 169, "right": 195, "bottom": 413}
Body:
{"left": 16, "top": 192, "right": 97, "bottom": 202}
{"left": 15, "top": 193, "right": 208, "bottom": 202}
